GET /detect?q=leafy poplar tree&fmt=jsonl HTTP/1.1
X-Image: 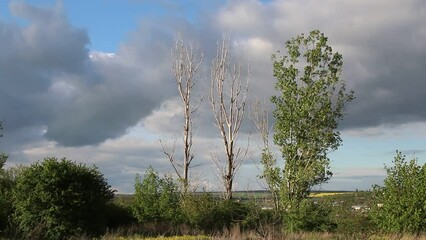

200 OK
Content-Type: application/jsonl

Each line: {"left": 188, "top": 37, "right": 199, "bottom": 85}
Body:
{"left": 370, "top": 151, "right": 426, "bottom": 234}
{"left": 271, "top": 30, "right": 354, "bottom": 224}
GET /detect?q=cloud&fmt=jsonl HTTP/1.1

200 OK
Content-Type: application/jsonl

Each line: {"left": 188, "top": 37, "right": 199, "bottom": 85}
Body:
{"left": 2, "top": 0, "right": 426, "bottom": 193}
{"left": 0, "top": 1, "right": 178, "bottom": 147}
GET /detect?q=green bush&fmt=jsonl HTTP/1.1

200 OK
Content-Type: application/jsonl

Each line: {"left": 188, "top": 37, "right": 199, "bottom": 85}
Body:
{"left": 132, "top": 167, "right": 181, "bottom": 224}
{"left": 283, "top": 199, "right": 336, "bottom": 232}
{"left": 0, "top": 155, "right": 11, "bottom": 233}
{"left": 180, "top": 193, "right": 216, "bottom": 230}
{"left": 207, "top": 200, "right": 254, "bottom": 232}
{"left": 370, "top": 151, "right": 426, "bottom": 234}
{"left": 105, "top": 202, "right": 136, "bottom": 229}
{"left": 12, "top": 157, "right": 114, "bottom": 240}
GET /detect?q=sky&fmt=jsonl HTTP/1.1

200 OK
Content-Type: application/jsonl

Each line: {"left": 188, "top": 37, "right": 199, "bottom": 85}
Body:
{"left": 0, "top": 0, "right": 425, "bottom": 193}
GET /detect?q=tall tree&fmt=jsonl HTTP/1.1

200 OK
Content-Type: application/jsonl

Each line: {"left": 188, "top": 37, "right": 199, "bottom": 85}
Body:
{"left": 210, "top": 35, "right": 249, "bottom": 200}
{"left": 161, "top": 35, "right": 203, "bottom": 192}
{"left": 271, "top": 30, "right": 354, "bottom": 213}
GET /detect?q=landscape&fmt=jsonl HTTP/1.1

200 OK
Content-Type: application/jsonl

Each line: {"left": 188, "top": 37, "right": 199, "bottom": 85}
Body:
{"left": 1, "top": 0, "right": 426, "bottom": 239}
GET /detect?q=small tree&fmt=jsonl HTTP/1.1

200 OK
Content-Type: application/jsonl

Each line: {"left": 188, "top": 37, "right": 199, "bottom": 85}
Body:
{"left": 271, "top": 30, "right": 354, "bottom": 230}
{"left": 250, "top": 99, "right": 281, "bottom": 212}
{"left": 12, "top": 157, "right": 114, "bottom": 239}
{"left": 370, "top": 151, "right": 426, "bottom": 234}
{"left": 161, "top": 35, "right": 203, "bottom": 193}
{"left": 210, "top": 34, "right": 249, "bottom": 200}
{"left": 132, "top": 167, "right": 181, "bottom": 224}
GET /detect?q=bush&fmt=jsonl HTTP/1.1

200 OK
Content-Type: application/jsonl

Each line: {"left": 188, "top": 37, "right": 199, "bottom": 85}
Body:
{"left": 180, "top": 193, "right": 216, "bottom": 230}
{"left": 132, "top": 167, "right": 181, "bottom": 224}
{"left": 12, "top": 157, "right": 114, "bottom": 239}
{"left": 105, "top": 202, "right": 136, "bottom": 230}
{"left": 370, "top": 151, "right": 426, "bottom": 234}
{"left": 283, "top": 199, "right": 336, "bottom": 232}
{"left": 0, "top": 155, "right": 11, "bottom": 233}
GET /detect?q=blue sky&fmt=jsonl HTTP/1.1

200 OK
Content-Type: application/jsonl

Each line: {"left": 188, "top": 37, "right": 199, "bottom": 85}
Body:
{"left": 1, "top": 0, "right": 425, "bottom": 193}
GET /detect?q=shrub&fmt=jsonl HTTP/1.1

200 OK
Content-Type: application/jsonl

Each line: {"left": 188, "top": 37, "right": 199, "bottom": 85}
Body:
{"left": 12, "top": 157, "right": 114, "bottom": 240}
{"left": 283, "top": 199, "right": 336, "bottom": 232}
{"left": 105, "top": 201, "right": 136, "bottom": 230}
{"left": 0, "top": 155, "right": 11, "bottom": 233}
{"left": 132, "top": 167, "right": 181, "bottom": 224}
{"left": 370, "top": 151, "right": 426, "bottom": 234}
{"left": 180, "top": 193, "right": 216, "bottom": 230}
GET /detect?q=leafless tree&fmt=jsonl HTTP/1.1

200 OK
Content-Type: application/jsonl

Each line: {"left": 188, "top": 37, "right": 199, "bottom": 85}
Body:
{"left": 161, "top": 35, "right": 203, "bottom": 193}
{"left": 210, "top": 35, "right": 249, "bottom": 200}
{"left": 250, "top": 98, "right": 280, "bottom": 211}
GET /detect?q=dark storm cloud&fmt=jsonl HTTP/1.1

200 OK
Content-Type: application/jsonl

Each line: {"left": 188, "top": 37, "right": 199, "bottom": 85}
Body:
{"left": 213, "top": 0, "right": 426, "bottom": 132}
{"left": 0, "top": 1, "right": 176, "bottom": 148}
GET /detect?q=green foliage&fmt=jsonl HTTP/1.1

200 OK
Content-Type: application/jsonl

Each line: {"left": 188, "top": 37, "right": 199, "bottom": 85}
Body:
{"left": 0, "top": 156, "right": 11, "bottom": 234}
{"left": 283, "top": 200, "right": 336, "bottom": 232}
{"left": 259, "top": 148, "right": 281, "bottom": 211}
{"left": 12, "top": 157, "right": 114, "bottom": 239}
{"left": 211, "top": 200, "right": 252, "bottom": 230}
{"left": 271, "top": 30, "right": 353, "bottom": 228}
{"left": 105, "top": 201, "right": 136, "bottom": 230}
{"left": 180, "top": 193, "right": 216, "bottom": 230}
{"left": 132, "top": 167, "right": 181, "bottom": 224}
{"left": 370, "top": 151, "right": 426, "bottom": 234}
{"left": 323, "top": 191, "right": 376, "bottom": 234}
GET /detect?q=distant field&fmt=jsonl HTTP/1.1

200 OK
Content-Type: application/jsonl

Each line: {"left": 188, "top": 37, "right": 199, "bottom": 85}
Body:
{"left": 309, "top": 192, "right": 349, "bottom": 197}
{"left": 115, "top": 190, "right": 354, "bottom": 202}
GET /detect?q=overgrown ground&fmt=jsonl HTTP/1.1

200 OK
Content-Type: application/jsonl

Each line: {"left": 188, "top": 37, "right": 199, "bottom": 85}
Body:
{"left": 104, "top": 191, "right": 413, "bottom": 240}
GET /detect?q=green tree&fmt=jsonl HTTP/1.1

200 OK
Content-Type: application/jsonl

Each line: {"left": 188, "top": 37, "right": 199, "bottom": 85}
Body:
{"left": 0, "top": 158, "right": 11, "bottom": 234}
{"left": 132, "top": 167, "right": 181, "bottom": 224}
{"left": 0, "top": 122, "right": 11, "bottom": 234}
{"left": 271, "top": 30, "right": 354, "bottom": 230}
{"left": 12, "top": 157, "right": 114, "bottom": 239}
{"left": 370, "top": 151, "right": 426, "bottom": 234}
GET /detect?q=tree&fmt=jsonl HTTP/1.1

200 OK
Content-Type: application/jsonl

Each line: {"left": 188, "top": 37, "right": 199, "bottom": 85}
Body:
{"left": 210, "top": 34, "right": 249, "bottom": 200}
{"left": 132, "top": 167, "right": 181, "bottom": 224}
{"left": 161, "top": 35, "right": 203, "bottom": 193}
{"left": 250, "top": 99, "right": 281, "bottom": 211}
{"left": 0, "top": 122, "right": 6, "bottom": 168}
{"left": 370, "top": 151, "right": 426, "bottom": 234}
{"left": 271, "top": 30, "right": 354, "bottom": 229}
{"left": 12, "top": 157, "right": 114, "bottom": 239}
{"left": 0, "top": 121, "right": 11, "bottom": 234}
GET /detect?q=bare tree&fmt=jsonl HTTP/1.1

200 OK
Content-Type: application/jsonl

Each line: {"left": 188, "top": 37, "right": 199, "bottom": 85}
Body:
{"left": 210, "top": 35, "right": 249, "bottom": 200}
{"left": 250, "top": 98, "right": 281, "bottom": 211}
{"left": 161, "top": 35, "right": 203, "bottom": 193}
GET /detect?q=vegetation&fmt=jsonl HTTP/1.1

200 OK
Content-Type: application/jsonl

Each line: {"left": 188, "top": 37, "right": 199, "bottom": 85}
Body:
{"left": 0, "top": 32, "right": 425, "bottom": 239}
{"left": 12, "top": 157, "right": 114, "bottom": 239}
{"left": 132, "top": 167, "right": 181, "bottom": 224}
{"left": 160, "top": 35, "right": 204, "bottom": 193}
{"left": 270, "top": 30, "right": 354, "bottom": 230}
{"left": 210, "top": 34, "right": 249, "bottom": 200}
{"left": 370, "top": 151, "right": 426, "bottom": 234}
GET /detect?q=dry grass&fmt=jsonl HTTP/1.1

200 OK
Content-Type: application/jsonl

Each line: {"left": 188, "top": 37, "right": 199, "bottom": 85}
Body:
{"left": 101, "top": 232, "right": 426, "bottom": 240}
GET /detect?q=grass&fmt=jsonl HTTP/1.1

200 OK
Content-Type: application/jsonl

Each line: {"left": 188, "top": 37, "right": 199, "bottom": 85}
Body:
{"left": 102, "top": 232, "right": 426, "bottom": 240}
{"left": 113, "top": 236, "right": 209, "bottom": 240}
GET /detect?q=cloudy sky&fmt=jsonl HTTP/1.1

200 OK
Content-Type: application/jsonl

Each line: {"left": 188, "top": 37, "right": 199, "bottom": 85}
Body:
{"left": 1, "top": 0, "right": 425, "bottom": 193}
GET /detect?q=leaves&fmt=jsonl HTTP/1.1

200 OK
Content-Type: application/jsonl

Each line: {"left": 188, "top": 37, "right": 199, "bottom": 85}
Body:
{"left": 132, "top": 167, "right": 181, "bottom": 224}
{"left": 271, "top": 30, "right": 353, "bottom": 230}
{"left": 370, "top": 151, "right": 426, "bottom": 234}
{"left": 12, "top": 157, "right": 114, "bottom": 239}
